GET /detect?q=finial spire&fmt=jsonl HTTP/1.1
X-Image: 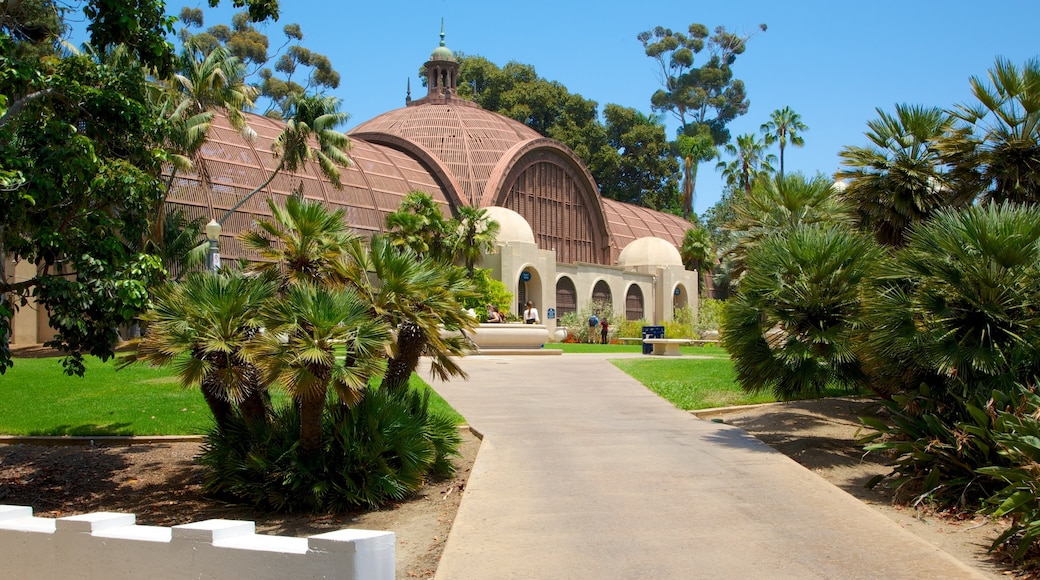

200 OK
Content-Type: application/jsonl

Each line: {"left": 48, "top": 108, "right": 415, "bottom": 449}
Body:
{"left": 439, "top": 18, "right": 446, "bottom": 47}
{"left": 406, "top": 78, "right": 412, "bottom": 104}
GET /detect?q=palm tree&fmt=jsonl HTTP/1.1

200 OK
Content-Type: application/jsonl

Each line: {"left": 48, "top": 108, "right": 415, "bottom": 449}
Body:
{"left": 942, "top": 57, "right": 1040, "bottom": 205}
{"left": 680, "top": 227, "right": 713, "bottom": 296}
{"left": 248, "top": 282, "right": 389, "bottom": 456}
{"left": 761, "top": 106, "right": 808, "bottom": 178}
{"left": 385, "top": 191, "right": 450, "bottom": 261}
{"left": 121, "top": 272, "right": 278, "bottom": 433}
{"left": 728, "top": 173, "right": 855, "bottom": 276}
{"left": 239, "top": 195, "right": 356, "bottom": 289}
{"left": 675, "top": 133, "right": 717, "bottom": 220}
{"left": 449, "top": 205, "right": 501, "bottom": 276}
{"left": 837, "top": 104, "right": 957, "bottom": 247}
{"left": 342, "top": 236, "right": 478, "bottom": 395}
{"left": 716, "top": 133, "right": 776, "bottom": 195}
{"left": 220, "top": 94, "right": 351, "bottom": 223}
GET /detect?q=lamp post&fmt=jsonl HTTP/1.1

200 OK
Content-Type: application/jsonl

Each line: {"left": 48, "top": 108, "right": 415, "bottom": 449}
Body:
{"left": 205, "top": 219, "right": 222, "bottom": 273}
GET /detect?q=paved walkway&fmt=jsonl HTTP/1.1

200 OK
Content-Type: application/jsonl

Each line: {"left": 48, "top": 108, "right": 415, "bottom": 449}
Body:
{"left": 428, "top": 353, "right": 985, "bottom": 580}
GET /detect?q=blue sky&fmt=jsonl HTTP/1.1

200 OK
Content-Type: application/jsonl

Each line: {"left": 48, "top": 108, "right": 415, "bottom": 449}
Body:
{"left": 158, "top": 1, "right": 1040, "bottom": 216}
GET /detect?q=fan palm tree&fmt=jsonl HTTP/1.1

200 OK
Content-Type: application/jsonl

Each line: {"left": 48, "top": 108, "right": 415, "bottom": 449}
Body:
{"left": 342, "top": 236, "right": 478, "bottom": 395}
{"left": 220, "top": 94, "right": 351, "bottom": 223}
{"left": 728, "top": 173, "right": 855, "bottom": 276}
{"left": 716, "top": 133, "right": 776, "bottom": 195}
{"left": 239, "top": 195, "right": 356, "bottom": 289}
{"left": 761, "top": 106, "right": 808, "bottom": 178}
{"left": 680, "top": 227, "right": 713, "bottom": 295}
{"left": 837, "top": 104, "right": 957, "bottom": 247}
{"left": 449, "top": 205, "right": 501, "bottom": 276}
{"left": 385, "top": 191, "right": 451, "bottom": 262}
{"left": 248, "top": 282, "right": 389, "bottom": 456}
{"left": 120, "top": 272, "right": 278, "bottom": 433}
{"left": 942, "top": 57, "right": 1040, "bottom": 205}
{"left": 675, "top": 133, "right": 717, "bottom": 220}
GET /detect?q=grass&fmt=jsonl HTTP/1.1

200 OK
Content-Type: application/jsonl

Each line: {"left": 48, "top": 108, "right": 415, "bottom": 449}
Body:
{"left": 610, "top": 357, "right": 776, "bottom": 410}
{"left": 0, "top": 355, "right": 464, "bottom": 436}
{"left": 544, "top": 342, "right": 730, "bottom": 358}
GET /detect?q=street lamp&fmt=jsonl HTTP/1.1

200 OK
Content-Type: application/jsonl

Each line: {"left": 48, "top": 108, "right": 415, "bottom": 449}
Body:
{"left": 205, "top": 219, "right": 222, "bottom": 273}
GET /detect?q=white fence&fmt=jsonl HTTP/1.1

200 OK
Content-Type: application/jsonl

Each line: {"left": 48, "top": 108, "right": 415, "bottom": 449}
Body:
{"left": 0, "top": 505, "right": 394, "bottom": 580}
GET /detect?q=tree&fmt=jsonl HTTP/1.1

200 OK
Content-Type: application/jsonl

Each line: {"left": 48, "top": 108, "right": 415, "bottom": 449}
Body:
{"left": 596, "top": 104, "right": 680, "bottom": 210}
{"left": 680, "top": 227, "right": 713, "bottom": 295}
{"left": 385, "top": 190, "right": 451, "bottom": 261}
{"left": 716, "top": 133, "right": 776, "bottom": 195}
{"left": 1, "top": 45, "right": 168, "bottom": 375}
{"left": 942, "top": 56, "right": 1040, "bottom": 205}
{"left": 239, "top": 195, "right": 356, "bottom": 289}
{"left": 448, "top": 205, "right": 500, "bottom": 276}
{"left": 124, "top": 271, "right": 278, "bottom": 432}
{"left": 761, "top": 106, "right": 807, "bottom": 178}
{"left": 249, "top": 282, "right": 389, "bottom": 457}
{"left": 675, "top": 131, "right": 716, "bottom": 219}
{"left": 639, "top": 22, "right": 763, "bottom": 219}
{"left": 837, "top": 104, "right": 957, "bottom": 247}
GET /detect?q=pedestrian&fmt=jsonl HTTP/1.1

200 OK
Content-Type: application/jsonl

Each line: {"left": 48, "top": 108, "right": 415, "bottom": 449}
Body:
{"left": 587, "top": 311, "right": 600, "bottom": 343}
{"left": 600, "top": 316, "right": 609, "bottom": 345}
{"left": 523, "top": 301, "right": 540, "bottom": 324}
{"left": 486, "top": 304, "right": 503, "bottom": 323}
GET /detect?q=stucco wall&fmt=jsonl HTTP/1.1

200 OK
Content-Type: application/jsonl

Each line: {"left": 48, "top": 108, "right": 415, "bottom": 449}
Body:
{"left": 0, "top": 505, "right": 394, "bottom": 580}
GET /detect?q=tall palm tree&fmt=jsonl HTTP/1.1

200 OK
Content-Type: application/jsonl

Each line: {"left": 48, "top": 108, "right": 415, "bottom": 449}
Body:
{"left": 942, "top": 57, "right": 1040, "bottom": 205}
{"left": 716, "top": 133, "right": 776, "bottom": 195}
{"left": 248, "top": 282, "right": 389, "bottom": 457}
{"left": 761, "top": 106, "right": 808, "bottom": 178}
{"left": 449, "top": 205, "right": 500, "bottom": 276}
{"left": 120, "top": 272, "right": 278, "bottom": 433}
{"left": 675, "top": 133, "right": 717, "bottom": 220}
{"left": 342, "top": 236, "right": 478, "bottom": 395}
{"left": 221, "top": 94, "right": 351, "bottom": 222}
{"left": 680, "top": 227, "right": 713, "bottom": 295}
{"left": 837, "top": 104, "right": 956, "bottom": 247}
{"left": 239, "top": 195, "right": 356, "bottom": 289}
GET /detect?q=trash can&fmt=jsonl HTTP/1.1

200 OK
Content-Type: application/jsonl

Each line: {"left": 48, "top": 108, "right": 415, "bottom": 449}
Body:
{"left": 641, "top": 325, "right": 665, "bottom": 355}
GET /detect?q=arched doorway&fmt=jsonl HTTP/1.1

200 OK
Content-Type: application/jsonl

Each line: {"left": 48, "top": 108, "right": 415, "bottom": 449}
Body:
{"left": 625, "top": 284, "right": 644, "bottom": 321}
{"left": 556, "top": 276, "right": 577, "bottom": 317}
{"left": 517, "top": 267, "right": 543, "bottom": 321}
{"left": 673, "top": 284, "right": 689, "bottom": 312}
{"left": 591, "top": 280, "right": 612, "bottom": 308}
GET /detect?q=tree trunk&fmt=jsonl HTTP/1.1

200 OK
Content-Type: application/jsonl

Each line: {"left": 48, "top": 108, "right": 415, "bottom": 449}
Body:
{"left": 238, "top": 363, "right": 269, "bottom": 428}
{"left": 382, "top": 322, "right": 425, "bottom": 395}
{"left": 201, "top": 378, "right": 234, "bottom": 434}
{"left": 298, "top": 389, "right": 326, "bottom": 457}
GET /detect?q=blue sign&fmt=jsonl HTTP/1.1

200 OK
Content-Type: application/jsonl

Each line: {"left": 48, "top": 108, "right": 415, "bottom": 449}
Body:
{"left": 674, "top": 287, "right": 681, "bottom": 296}
{"left": 547, "top": 308, "right": 556, "bottom": 319}
{"left": 520, "top": 271, "right": 532, "bottom": 282}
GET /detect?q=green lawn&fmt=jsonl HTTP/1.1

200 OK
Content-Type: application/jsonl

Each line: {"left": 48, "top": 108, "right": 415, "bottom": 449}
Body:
{"left": 544, "top": 342, "right": 730, "bottom": 358}
{"left": 0, "top": 356, "right": 463, "bottom": 436}
{"left": 610, "top": 357, "right": 776, "bottom": 410}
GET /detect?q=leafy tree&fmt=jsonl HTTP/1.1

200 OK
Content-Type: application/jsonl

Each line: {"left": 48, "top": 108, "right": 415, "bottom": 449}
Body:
{"left": 760, "top": 106, "right": 807, "bottom": 178}
{"left": 680, "top": 227, "right": 713, "bottom": 296}
{"left": 715, "top": 133, "right": 776, "bottom": 195}
{"left": 837, "top": 104, "right": 957, "bottom": 247}
{"left": 181, "top": 10, "right": 340, "bottom": 119}
{"left": 639, "top": 22, "right": 763, "bottom": 218}
{"left": 1, "top": 46, "right": 168, "bottom": 375}
{"left": 942, "top": 56, "right": 1040, "bottom": 205}
{"left": 596, "top": 104, "right": 680, "bottom": 209}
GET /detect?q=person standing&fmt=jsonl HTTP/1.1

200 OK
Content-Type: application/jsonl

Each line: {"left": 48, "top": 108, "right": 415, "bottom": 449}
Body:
{"left": 600, "top": 316, "right": 609, "bottom": 345}
{"left": 587, "top": 311, "right": 600, "bottom": 343}
{"left": 523, "top": 301, "right": 540, "bottom": 324}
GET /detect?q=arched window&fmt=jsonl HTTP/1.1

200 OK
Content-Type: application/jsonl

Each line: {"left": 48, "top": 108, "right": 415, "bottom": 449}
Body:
{"left": 592, "top": 280, "right": 612, "bottom": 307}
{"left": 556, "top": 277, "right": 577, "bottom": 316}
{"left": 673, "top": 284, "right": 688, "bottom": 311}
{"left": 625, "top": 285, "right": 644, "bottom": 321}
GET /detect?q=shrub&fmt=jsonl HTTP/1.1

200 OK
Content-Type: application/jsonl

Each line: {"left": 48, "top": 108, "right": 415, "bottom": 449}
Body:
{"left": 198, "top": 387, "right": 459, "bottom": 512}
{"left": 558, "top": 301, "right": 621, "bottom": 344}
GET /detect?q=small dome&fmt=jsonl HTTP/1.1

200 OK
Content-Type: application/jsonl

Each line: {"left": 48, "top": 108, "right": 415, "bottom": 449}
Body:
{"left": 483, "top": 207, "right": 535, "bottom": 245}
{"left": 617, "top": 237, "right": 683, "bottom": 268}
{"left": 431, "top": 45, "right": 454, "bottom": 61}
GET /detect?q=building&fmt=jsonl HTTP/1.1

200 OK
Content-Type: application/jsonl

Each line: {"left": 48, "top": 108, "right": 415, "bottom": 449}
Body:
{"left": 6, "top": 31, "right": 698, "bottom": 346}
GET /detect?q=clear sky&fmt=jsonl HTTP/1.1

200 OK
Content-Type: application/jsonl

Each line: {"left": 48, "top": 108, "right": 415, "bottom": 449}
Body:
{"left": 159, "top": 0, "right": 1040, "bottom": 216}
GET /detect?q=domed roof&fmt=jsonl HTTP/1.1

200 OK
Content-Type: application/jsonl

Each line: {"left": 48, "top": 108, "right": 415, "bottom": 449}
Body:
{"left": 483, "top": 206, "right": 535, "bottom": 244}
{"left": 349, "top": 103, "right": 541, "bottom": 206}
{"left": 430, "top": 21, "right": 456, "bottom": 62}
{"left": 617, "top": 236, "right": 683, "bottom": 268}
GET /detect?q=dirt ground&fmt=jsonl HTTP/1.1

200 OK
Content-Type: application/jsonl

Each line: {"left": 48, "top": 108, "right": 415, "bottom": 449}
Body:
{"left": 0, "top": 396, "right": 1026, "bottom": 579}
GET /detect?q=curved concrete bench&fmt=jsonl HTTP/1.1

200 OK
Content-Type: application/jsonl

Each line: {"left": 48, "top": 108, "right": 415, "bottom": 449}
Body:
{"left": 642, "top": 338, "right": 688, "bottom": 356}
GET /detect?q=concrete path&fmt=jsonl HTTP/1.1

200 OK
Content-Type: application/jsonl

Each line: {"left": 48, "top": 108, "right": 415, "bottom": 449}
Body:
{"left": 428, "top": 353, "right": 985, "bottom": 580}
